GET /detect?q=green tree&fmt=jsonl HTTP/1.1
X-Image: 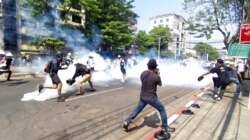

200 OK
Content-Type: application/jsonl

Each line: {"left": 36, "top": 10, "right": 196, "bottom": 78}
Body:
{"left": 148, "top": 26, "right": 173, "bottom": 54}
{"left": 96, "top": 0, "right": 138, "bottom": 51}
{"left": 183, "top": 0, "right": 244, "bottom": 50}
{"left": 161, "top": 50, "right": 174, "bottom": 58}
{"left": 193, "top": 43, "right": 219, "bottom": 60}
{"left": 20, "top": 0, "right": 138, "bottom": 52}
{"left": 19, "top": 0, "right": 51, "bottom": 17}
{"left": 133, "top": 30, "right": 152, "bottom": 52}
{"left": 37, "top": 37, "right": 65, "bottom": 51}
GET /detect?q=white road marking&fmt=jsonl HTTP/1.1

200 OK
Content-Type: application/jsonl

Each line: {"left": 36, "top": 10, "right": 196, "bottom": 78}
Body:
{"left": 66, "top": 87, "right": 124, "bottom": 101}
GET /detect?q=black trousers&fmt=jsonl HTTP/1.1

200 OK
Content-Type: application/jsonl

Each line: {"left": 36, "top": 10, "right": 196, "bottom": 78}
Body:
{"left": 0, "top": 69, "right": 12, "bottom": 80}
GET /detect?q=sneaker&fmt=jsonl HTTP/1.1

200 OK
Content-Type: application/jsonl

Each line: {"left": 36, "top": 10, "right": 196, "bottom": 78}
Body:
{"left": 38, "top": 85, "right": 43, "bottom": 93}
{"left": 216, "top": 97, "right": 221, "bottom": 101}
{"left": 213, "top": 94, "right": 218, "bottom": 100}
{"left": 155, "top": 129, "right": 171, "bottom": 139}
{"left": 90, "top": 89, "right": 96, "bottom": 92}
{"left": 123, "top": 121, "right": 129, "bottom": 131}
{"left": 57, "top": 97, "right": 65, "bottom": 102}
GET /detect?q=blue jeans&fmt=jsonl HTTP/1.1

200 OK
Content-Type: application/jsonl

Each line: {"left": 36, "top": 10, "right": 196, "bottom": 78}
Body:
{"left": 126, "top": 97, "right": 168, "bottom": 129}
{"left": 230, "top": 78, "right": 241, "bottom": 93}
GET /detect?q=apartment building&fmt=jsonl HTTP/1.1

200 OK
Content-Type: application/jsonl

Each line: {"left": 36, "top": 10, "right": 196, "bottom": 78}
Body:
{"left": 149, "top": 13, "right": 189, "bottom": 57}
{"left": 18, "top": 3, "right": 85, "bottom": 54}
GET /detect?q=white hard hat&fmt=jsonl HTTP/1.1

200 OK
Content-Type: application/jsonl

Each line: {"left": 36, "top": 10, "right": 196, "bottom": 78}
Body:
{"left": 6, "top": 52, "right": 13, "bottom": 57}
{"left": 118, "top": 55, "right": 121, "bottom": 58}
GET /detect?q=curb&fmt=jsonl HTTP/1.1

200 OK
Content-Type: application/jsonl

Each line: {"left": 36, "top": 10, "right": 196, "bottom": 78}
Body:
{"left": 145, "top": 87, "right": 207, "bottom": 140}
{"left": 1, "top": 73, "right": 44, "bottom": 80}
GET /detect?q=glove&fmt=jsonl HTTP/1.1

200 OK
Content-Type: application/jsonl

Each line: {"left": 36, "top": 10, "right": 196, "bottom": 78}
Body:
{"left": 66, "top": 79, "right": 75, "bottom": 85}
{"left": 198, "top": 76, "right": 204, "bottom": 81}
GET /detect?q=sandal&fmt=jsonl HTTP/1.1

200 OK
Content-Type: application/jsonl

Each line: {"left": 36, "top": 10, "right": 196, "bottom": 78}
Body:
{"left": 182, "top": 109, "right": 194, "bottom": 115}
{"left": 191, "top": 104, "right": 200, "bottom": 108}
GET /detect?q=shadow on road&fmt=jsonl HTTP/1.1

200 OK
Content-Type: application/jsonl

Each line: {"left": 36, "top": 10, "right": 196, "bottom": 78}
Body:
{"left": 126, "top": 112, "right": 160, "bottom": 132}
{"left": 0, "top": 79, "right": 30, "bottom": 86}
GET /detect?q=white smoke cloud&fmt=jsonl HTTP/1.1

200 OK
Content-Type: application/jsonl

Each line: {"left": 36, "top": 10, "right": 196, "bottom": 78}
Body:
{"left": 20, "top": 1, "right": 212, "bottom": 101}
{"left": 21, "top": 54, "right": 212, "bottom": 101}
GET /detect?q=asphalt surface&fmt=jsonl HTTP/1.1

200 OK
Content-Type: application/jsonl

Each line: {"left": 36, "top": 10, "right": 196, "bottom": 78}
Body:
{"left": 0, "top": 77, "right": 203, "bottom": 140}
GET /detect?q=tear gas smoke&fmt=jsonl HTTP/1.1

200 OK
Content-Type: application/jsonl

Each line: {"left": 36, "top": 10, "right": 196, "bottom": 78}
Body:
{"left": 20, "top": 1, "right": 212, "bottom": 102}
{"left": 21, "top": 54, "right": 213, "bottom": 101}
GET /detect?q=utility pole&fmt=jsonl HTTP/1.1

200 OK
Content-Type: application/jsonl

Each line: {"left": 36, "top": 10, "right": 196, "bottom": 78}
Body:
{"left": 152, "top": 34, "right": 161, "bottom": 60}
{"left": 157, "top": 37, "right": 161, "bottom": 60}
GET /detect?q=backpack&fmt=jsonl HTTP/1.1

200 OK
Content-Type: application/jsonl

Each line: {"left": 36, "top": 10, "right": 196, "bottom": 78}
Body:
{"left": 44, "top": 61, "right": 52, "bottom": 73}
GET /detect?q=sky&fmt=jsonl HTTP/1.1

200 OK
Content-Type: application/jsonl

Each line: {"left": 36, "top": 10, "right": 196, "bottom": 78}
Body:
{"left": 132, "top": 0, "right": 226, "bottom": 49}
{"left": 132, "top": 0, "right": 186, "bottom": 32}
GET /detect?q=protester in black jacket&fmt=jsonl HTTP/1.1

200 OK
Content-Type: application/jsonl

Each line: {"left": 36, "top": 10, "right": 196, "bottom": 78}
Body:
{"left": 198, "top": 59, "right": 232, "bottom": 101}
{"left": 38, "top": 52, "right": 67, "bottom": 102}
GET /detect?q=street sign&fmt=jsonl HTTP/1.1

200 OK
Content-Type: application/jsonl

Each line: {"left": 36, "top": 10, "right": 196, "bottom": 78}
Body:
{"left": 240, "top": 24, "right": 250, "bottom": 43}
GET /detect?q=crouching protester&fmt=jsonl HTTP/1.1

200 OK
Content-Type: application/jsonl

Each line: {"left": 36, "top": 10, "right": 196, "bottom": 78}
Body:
{"left": 198, "top": 59, "right": 232, "bottom": 101}
{"left": 123, "top": 59, "right": 175, "bottom": 139}
{"left": 66, "top": 63, "right": 96, "bottom": 95}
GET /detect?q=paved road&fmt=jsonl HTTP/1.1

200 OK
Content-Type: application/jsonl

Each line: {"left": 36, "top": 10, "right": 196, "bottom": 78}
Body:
{"left": 0, "top": 77, "right": 202, "bottom": 140}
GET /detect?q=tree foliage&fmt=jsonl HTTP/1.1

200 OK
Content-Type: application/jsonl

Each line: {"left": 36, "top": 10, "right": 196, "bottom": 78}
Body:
{"left": 37, "top": 37, "right": 65, "bottom": 51}
{"left": 133, "top": 30, "right": 152, "bottom": 52}
{"left": 133, "top": 26, "right": 173, "bottom": 56}
{"left": 149, "top": 26, "right": 173, "bottom": 50}
{"left": 193, "top": 42, "right": 219, "bottom": 60}
{"left": 183, "top": 0, "right": 244, "bottom": 50}
{"left": 18, "top": 0, "right": 138, "bottom": 52}
{"left": 19, "top": 0, "right": 51, "bottom": 17}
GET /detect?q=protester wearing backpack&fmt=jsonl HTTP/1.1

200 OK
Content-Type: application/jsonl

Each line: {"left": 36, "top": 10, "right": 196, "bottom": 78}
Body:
{"left": 66, "top": 63, "right": 96, "bottom": 95}
{"left": 198, "top": 59, "right": 232, "bottom": 101}
{"left": 38, "top": 52, "right": 68, "bottom": 102}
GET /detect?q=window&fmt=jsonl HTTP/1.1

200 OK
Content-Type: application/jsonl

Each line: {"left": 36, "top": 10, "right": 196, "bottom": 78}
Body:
{"left": 154, "top": 20, "right": 157, "bottom": 24}
{"left": 166, "top": 18, "right": 169, "bottom": 22}
{"left": 160, "top": 19, "right": 162, "bottom": 23}
{"left": 72, "top": 15, "right": 82, "bottom": 24}
{"left": 72, "top": 5, "right": 81, "bottom": 11}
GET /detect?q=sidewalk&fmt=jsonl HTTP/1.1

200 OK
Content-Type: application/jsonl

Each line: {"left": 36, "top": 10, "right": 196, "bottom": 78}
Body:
{"left": 164, "top": 80, "right": 250, "bottom": 140}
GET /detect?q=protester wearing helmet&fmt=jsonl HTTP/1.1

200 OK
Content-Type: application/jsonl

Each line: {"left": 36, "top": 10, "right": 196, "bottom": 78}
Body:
{"left": 38, "top": 52, "right": 68, "bottom": 102}
{"left": 0, "top": 51, "right": 13, "bottom": 81}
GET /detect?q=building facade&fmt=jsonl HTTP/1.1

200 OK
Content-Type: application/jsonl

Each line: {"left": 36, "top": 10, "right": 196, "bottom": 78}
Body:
{"left": 2, "top": 0, "right": 18, "bottom": 54}
{"left": 149, "top": 13, "right": 189, "bottom": 58}
{"left": 18, "top": 3, "right": 86, "bottom": 54}
{"left": 0, "top": 0, "right": 3, "bottom": 50}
